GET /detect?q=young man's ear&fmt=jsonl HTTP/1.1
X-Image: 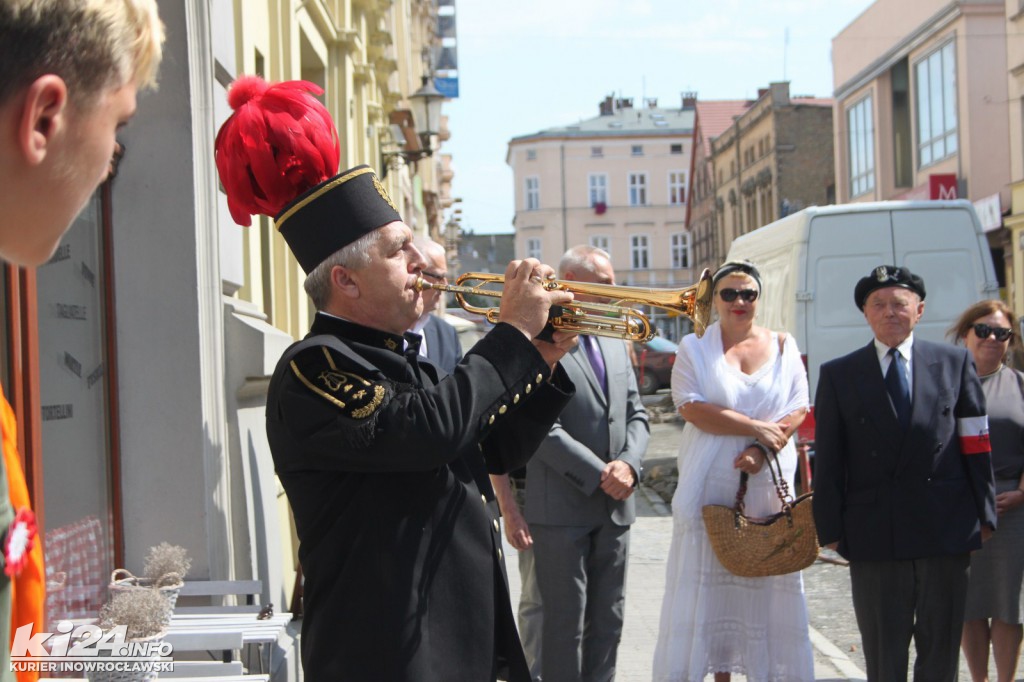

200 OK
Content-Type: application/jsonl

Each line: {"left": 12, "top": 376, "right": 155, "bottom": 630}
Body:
{"left": 330, "top": 264, "right": 360, "bottom": 299}
{"left": 18, "top": 75, "right": 68, "bottom": 165}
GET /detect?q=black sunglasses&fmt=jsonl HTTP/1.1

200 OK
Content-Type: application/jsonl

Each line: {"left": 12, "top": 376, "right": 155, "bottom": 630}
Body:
{"left": 718, "top": 288, "right": 759, "bottom": 303}
{"left": 973, "top": 323, "right": 1013, "bottom": 342}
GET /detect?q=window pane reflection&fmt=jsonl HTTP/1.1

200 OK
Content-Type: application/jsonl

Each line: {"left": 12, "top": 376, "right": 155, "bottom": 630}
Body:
{"left": 36, "top": 193, "right": 114, "bottom": 622}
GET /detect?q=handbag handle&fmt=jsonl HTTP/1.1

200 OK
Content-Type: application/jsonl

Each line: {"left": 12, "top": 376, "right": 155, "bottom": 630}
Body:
{"left": 733, "top": 446, "right": 794, "bottom": 514}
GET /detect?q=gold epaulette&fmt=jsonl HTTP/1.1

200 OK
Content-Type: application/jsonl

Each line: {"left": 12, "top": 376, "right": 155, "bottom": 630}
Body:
{"left": 290, "top": 346, "right": 387, "bottom": 419}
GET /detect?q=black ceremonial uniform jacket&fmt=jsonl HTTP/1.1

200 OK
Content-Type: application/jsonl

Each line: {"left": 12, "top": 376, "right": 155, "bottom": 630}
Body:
{"left": 813, "top": 338, "right": 997, "bottom": 561}
{"left": 266, "top": 313, "right": 574, "bottom": 681}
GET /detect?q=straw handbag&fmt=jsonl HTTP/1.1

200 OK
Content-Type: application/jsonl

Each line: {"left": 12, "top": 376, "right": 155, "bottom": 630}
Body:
{"left": 702, "top": 447, "right": 818, "bottom": 578}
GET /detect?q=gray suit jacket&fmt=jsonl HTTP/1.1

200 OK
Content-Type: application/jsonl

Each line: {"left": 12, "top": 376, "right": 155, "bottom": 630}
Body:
{"left": 423, "top": 314, "right": 463, "bottom": 375}
{"left": 525, "top": 336, "right": 649, "bottom": 527}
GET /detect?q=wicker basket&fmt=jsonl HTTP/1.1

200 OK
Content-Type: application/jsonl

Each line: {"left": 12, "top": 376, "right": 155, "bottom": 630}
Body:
{"left": 701, "top": 450, "right": 820, "bottom": 578}
{"left": 702, "top": 493, "right": 819, "bottom": 577}
{"left": 86, "top": 630, "right": 166, "bottom": 682}
{"left": 108, "top": 569, "right": 183, "bottom": 619}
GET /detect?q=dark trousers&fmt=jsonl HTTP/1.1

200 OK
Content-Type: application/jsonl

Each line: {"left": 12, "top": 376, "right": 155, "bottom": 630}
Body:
{"left": 850, "top": 554, "right": 970, "bottom": 682}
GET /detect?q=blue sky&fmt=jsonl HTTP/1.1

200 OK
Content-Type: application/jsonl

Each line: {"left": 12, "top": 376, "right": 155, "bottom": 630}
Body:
{"left": 441, "top": 0, "right": 875, "bottom": 235}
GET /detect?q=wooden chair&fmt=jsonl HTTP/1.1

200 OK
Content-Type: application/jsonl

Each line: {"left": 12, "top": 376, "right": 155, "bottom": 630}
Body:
{"left": 175, "top": 580, "right": 263, "bottom": 615}
{"left": 168, "top": 580, "right": 291, "bottom": 676}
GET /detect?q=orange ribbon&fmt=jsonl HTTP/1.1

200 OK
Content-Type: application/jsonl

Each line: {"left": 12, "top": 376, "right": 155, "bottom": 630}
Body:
{"left": 1, "top": 390, "right": 43, "bottom": 682}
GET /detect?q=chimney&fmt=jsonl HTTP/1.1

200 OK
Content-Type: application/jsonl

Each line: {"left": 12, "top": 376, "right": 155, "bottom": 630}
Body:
{"left": 645, "top": 97, "right": 658, "bottom": 109}
{"left": 599, "top": 95, "right": 615, "bottom": 116}
{"left": 616, "top": 97, "right": 634, "bottom": 110}
{"left": 769, "top": 81, "right": 791, "bottom": 106}
{"left": 681, "top": 91, "right": 697, "bottom": 109}
{"left": 757, "top": 88, "right": 769, "bottom": 99}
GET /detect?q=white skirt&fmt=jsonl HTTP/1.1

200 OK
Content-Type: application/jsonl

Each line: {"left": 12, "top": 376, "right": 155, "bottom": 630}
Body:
{"left": 652, "top": 436, "right": 815, "bottom": 682}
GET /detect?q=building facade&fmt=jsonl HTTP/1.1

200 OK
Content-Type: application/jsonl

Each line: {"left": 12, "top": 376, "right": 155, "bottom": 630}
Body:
{"left": 688, "top": 99, "right": 754, "bottom": 275}
{"left": 1002, "top": 0, "right": 1024, "bottom": 317}
{"left": 831, "top": 0, "right": 1011, "bottom": 298}
{"left": 507, "top": 96, "right": 696, "bottom": 339}
{"left": 711, "top": 82, "right": 835, "bottom": 254}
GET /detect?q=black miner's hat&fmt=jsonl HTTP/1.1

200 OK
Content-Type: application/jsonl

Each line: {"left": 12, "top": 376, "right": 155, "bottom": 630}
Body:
{"left": 274, "top": 166, "right": 402, "bottom": 275}
{"left": 854, "top": 265, "right": 926, "bottom": 311}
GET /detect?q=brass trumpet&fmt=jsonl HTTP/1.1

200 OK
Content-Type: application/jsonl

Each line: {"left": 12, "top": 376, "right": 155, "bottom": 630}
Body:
{"left": 415, "top": 269, "right": 714, "bottom": 341}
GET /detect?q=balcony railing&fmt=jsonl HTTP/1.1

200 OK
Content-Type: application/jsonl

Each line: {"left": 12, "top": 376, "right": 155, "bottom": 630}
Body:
{"left": 621, "top": 268, "right": 697, "bottom": 288}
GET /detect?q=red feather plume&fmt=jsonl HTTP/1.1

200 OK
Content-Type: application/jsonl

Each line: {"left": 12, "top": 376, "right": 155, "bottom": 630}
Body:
{"left": 215, "top": 76, "right": 341, "bottom": 226}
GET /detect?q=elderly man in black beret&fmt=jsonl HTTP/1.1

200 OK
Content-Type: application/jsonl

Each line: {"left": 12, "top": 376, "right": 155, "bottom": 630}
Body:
{"left": 813, "top": 265, "right": 997, "bottom": 682}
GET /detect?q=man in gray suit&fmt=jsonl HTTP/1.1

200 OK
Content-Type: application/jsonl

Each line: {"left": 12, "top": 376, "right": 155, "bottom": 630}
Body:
{"left": 525, "top": 245, "right": 649, "bottom": 682}
{"left": 409, "top": 238, "right": 462, "bottom": 374}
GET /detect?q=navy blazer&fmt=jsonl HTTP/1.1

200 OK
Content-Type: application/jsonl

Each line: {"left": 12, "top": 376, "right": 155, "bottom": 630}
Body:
{"left": 812, "top": 338, "right": 996, "bottom": 561}
{"left": 423, "top": 314, "right": 463, "bottom": 376}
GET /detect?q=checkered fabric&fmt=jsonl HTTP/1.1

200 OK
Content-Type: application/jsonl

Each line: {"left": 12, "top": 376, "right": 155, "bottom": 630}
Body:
{"left": 45, "top": 515, "right": 112, "bottom": 622}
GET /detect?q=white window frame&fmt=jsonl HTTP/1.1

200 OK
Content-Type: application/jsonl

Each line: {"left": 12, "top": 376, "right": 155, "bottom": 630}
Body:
{"left": 630, "top": 234, "right": 650, "bottom": 270}
{"left": 525, "top": 176, "right": 540, "bottom": 211}
{"left": 588, "top": 173, "right": 608, "bottom": 207}
{"left": 628, "top": 172, "right": 648, "bottom": 206}
{"left": 525, "top": 238, "right": 541, "bottom": 260}
{"left": 589, "top": 235, "right": 610, "bottom": 257}
{"left": 847, "top": 94, "right": 875, "bottom": 198}
{"left": 526, "top": 149, "right": 537, "bottom": 161}
{"left": 668, "top": 171, "right": 687, "bottom": 205}
{"left": 915, "top": 40, "right": 958, "bottom": 168}
{"left": 670, "top": 232, "right": 689, "bottom": 269}
{"left": 631, "top": 144, "right": 644, "bottom": 156}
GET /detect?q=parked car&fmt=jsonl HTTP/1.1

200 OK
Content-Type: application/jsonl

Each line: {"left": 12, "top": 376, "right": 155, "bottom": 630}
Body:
{"left": 633, "top": 336, "right": 678, "bottom": 394}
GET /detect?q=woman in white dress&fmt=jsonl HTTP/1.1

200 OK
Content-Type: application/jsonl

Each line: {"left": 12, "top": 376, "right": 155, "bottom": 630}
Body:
{"left": 652, "top": 261, "right": 814, "bottom": 682}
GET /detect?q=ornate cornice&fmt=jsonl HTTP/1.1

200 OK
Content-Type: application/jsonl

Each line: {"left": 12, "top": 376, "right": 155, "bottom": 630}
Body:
{"left": 353, "top": 61, "right": 374, "bottom": 84}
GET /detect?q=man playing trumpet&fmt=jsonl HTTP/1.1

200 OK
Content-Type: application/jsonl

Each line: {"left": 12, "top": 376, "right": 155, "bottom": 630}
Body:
{"left": 215, "top": 76, "right": 577, "bottom": 682}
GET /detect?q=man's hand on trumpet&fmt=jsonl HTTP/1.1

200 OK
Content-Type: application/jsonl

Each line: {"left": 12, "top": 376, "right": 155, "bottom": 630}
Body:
{"left": 533, "top": 330, "right": 579, "bottom": 375}
{"left": 500, "top": 258, "right": 574, "bottom": 340}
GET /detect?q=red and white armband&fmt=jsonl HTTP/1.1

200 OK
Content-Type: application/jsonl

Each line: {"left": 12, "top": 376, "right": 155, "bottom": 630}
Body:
{"left": 958, "top": 416, "right": 991, "bottom": 456}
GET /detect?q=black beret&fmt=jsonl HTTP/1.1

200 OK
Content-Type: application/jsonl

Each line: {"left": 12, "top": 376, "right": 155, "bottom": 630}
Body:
{"left": 274, "top": 165, "right": 403, "bottom": 275}
{"left": 854, "top": 265, "right": 926, "bottom": 310}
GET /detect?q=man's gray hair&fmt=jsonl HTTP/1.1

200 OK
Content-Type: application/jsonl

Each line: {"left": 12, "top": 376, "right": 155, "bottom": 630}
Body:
{"left": 303, "top": 229, "right": 383, "bottom": 310}
{"left": 558, "top": 244, "right": 611, "bottom": 278}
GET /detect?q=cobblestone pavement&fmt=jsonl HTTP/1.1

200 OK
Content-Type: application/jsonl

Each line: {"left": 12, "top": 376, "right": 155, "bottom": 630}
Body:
{"left": 503, "top": 414, "right": 1024, "bottom": 681}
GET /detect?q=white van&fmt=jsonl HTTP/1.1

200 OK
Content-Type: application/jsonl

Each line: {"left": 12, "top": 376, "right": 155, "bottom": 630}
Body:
{"left": 725, "top": 199, "right": 999, "bottom": 442}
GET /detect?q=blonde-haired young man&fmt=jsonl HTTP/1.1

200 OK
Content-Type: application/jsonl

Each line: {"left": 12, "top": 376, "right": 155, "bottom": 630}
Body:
{"left": 0, "top": 0, "right": 164, "bottom": 265}
{"left": 0, "top": 3, "right": 163, "bottom": 678}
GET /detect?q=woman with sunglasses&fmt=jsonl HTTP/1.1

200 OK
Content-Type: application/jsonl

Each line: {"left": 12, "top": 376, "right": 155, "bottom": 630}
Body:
{"left": 948, "top": 300, "right": 1024, "bottom": 682}
{"left": 653, "top": 261, "right": 813, "bottom": 682}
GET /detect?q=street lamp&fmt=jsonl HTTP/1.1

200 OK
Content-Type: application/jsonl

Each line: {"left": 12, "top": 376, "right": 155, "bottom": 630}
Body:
{"left": 381, "top": 75, "right": 445, "bottom": 178}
